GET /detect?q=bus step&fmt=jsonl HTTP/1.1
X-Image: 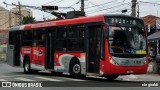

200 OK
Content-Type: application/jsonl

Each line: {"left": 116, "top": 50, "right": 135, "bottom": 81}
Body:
{"left": 86, "top": 73, "right": 99, "bottom": 76}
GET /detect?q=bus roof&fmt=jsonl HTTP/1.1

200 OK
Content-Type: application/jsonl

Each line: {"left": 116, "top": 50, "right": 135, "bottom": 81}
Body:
{"left": 9, "top": 15, "right": 104, "bottom": 31}
{"left": 9, "top": 14, "right": 143, "bottom": 31}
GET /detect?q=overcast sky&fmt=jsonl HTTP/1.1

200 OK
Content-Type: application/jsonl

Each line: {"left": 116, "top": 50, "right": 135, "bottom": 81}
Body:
{"left": 0, "top": 0, "right": 160, "bottom": 21}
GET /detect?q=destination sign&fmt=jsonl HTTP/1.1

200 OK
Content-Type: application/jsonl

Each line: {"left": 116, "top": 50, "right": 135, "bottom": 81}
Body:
{"left": 106, "top": 17, "right": 144, "bottom": 27}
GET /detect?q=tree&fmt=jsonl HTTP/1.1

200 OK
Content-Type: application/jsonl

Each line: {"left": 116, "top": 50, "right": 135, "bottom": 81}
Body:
{"left": 22, "top": 16, "right": 36, "bottom": 24}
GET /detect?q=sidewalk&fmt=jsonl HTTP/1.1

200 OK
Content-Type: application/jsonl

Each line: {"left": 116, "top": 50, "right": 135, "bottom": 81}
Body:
{"left": 147, "top": 61, "right": 159, "bottom": 74}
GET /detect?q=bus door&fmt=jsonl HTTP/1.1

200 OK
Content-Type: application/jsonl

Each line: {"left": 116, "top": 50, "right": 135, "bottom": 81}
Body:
{"left": 86, "top": 25, "right": 102, "bottom": 74}
{"left": 8, "top": 31, "right": 21, "bottom": 66}
{"left": 45, "top": 31, "right": 55, "bottom": 69}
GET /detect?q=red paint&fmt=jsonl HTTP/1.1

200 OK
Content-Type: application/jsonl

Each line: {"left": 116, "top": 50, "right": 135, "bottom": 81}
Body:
{"left": 23, "top": 15, "right": 104, "bottom": 30}
{"left": 21, "top": 46, "right": 45, "bottom": 66}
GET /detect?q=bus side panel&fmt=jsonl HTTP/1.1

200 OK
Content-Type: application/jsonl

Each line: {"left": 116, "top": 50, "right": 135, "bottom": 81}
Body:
{"left": 100, "top": 39, "right": 111, "bottom": 75}
{"left": 7, "top": 45, "right": 14, "bottom": 66}
{"left": 31, "top": 47, "right": 45, "bottom": 70}
{"left": 54, "top": 52, "right": 86, "bottom": 74}
{"left": 20, "top": 47, "right": 33, "bottom": 67}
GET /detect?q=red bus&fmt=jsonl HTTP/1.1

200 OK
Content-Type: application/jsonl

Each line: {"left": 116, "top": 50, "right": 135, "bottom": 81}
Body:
{"left": 7, "top": 14, "right": 148, "bottom": 80}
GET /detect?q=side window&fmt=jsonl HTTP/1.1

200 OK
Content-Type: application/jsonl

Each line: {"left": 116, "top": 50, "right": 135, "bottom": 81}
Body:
{"left": 67, "top": 25, "right": 85, "bottom": 51}
{"left": 55, "top": 27, "right": 67, "bottom": 51}
{"left": 9, "top": 31, "right": 14, "bottom": 44}
{"left": 33, "top": 30, "right": 45, "bottom": 46}
{"left": 22, "top": 30, "right": 33, "bottom": 46}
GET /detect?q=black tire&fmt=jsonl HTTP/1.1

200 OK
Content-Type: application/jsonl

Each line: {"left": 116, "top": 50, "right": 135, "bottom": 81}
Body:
{"left": 51, "top": 71, "right": 63, "bottom": 76}
{"left": 105, "top": 75, "right": 119, "bottom": 81}
{"left": 70, "top": 60, "right": 82, "bottom": 78}
{"left": 23, "top": 58, "right": 32, "bottom": 74}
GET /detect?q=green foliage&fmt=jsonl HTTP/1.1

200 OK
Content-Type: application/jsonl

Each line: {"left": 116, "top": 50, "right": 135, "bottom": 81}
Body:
{"left": 22, "top": 16, "right": 36, "bottom": 24}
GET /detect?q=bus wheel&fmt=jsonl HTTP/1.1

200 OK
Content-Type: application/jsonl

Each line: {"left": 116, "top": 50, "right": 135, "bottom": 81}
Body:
{"left": 105, "top": 75, "right": 119, "bottom": 81}
{"left": 70, "top": 60, "right": 81, "bottom": 78}
{"left": 24, "top": 58, "right": 32, "bottom": 74}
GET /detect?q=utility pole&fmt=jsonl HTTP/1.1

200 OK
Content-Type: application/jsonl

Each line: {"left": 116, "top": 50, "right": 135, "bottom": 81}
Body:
{"left": 81, "top": 0, "right": 84, "bottom": 12}
{"left": 137, "top": 2, "right": 139, "bottom": 17}
{"left": 18, "top": 1, "right": 22, "bottom": 25}
{"left": 131, "top": 0, "right": 137, "bottom": 17}
{"left": 9, "top": 11, "right": 11, "bottom": 27}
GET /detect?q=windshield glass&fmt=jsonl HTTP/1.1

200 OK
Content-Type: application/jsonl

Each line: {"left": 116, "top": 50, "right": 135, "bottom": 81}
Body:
{"left": 108, "top": 26, "right": 147, "bottom": 55}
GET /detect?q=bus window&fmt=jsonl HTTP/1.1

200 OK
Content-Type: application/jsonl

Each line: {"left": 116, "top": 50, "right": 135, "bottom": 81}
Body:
{"left": 22, "top": 30, "right": 33, "bottom": 46}
{"left": 67, "top": 25, "right": 85, "bottom": 51}
{"left": 33, "top": 30, "right": 45, "bottom": 46}
{"left": 55, "top": 27, "right": 67, "bottom": 51}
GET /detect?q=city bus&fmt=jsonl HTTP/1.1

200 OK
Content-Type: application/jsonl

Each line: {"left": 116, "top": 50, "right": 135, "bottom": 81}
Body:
{"left": 7, "top": 14, "right": 148, "bottom": 80}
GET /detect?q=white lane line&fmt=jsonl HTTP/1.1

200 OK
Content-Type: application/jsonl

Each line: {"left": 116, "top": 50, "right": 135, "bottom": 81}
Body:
{"left": 15, "top": 77, "right": 35, "bottom": 81}
{"left": 0, "top": 79, "right": 8, "bottom": 81}
{"left": 58, "top": 77, "right": 86, "bottom": 81}
{"left": 129, "top": 74, "right": 137, "bottom": 79}
{"left": 0, "top": 75, "right": 34, "bottom": 77}
{"left": 35, "top": 77, "right": 62, "bottom": 82}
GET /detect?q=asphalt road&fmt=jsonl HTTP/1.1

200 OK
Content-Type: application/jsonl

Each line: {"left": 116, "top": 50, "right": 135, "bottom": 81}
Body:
{"left": 0, "top": 62, "right": 160, "bottom": 90}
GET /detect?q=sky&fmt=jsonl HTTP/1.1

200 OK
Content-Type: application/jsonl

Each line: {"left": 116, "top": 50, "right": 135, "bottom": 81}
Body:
{"left": 0, "top": 0, "right": 160, "bottom": 21}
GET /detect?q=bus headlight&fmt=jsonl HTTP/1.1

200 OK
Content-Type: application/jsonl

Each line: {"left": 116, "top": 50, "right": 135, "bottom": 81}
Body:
{"left": 109, "top": 58, "right": 118, "bottom": 65}
{"left": 143, "top": 59, "right": 147, "bottom": 64}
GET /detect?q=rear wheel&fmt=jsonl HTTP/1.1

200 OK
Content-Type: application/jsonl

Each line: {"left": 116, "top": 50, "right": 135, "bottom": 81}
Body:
{"left": 105, "top": 75, "right": 119, "bottom": 81}
{"left": 70, "top": 60, "right": 82, "bottom": 78}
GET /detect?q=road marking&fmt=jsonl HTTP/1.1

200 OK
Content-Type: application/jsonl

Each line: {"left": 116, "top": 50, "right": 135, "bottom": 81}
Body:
{"left": 35, "top": 77, "right": 62, "bottom": 82}
{"left": 129, "top": 74, "right": 137, "bottom": 79}
{"left": 15, "top": 77, "right": 35, "bottom": 81}
{"left": 0, "top": 79, "right": 8, "bottom": 81}
{"left": 0, "top": 75, "right": 34, "bottom": 77}
{"left": 58, "top": 77, "right": 86, "bottom": 81}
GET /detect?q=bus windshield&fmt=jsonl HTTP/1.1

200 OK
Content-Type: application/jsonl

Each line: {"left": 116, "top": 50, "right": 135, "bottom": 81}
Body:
{"left": 108, "top": 25, "right": 147, "bottom": 55}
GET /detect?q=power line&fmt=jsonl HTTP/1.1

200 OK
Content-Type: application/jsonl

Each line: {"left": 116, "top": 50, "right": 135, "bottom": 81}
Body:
{"left": 0, "top": 0, "right": 7, "bottom": 5}
{"left": 50, "top": 0, "right": 65, "bottom": 5}
{"left": 86, "top": 2, "right": 130, "bottom": 14}
{"left": 139, "top": 1, "right": 160, "bottom": 6}
{"left": 84, "top": 0, "right": 117, "bottom": 9}
{"left": 85, "top": 0, "right": 127, "bottom": 13}
{"left": 107, "top": 7, "right": 131, "bottom": 14}
{"left": 0, "top": 16, "right": 15, "bottom": 27}
{"left": 42, "top": 0, "right": 58, "bottom": 5}
{"left": 59, "top": 1, "right": 80, "bottom": 12}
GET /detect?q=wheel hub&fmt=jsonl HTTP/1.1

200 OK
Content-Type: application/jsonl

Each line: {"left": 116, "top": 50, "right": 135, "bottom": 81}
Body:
{"left": 73, "top": 64, "right": 80, "bottom": 74}
{"left": 25, "top": 63, "right": 29, "bottom": 71}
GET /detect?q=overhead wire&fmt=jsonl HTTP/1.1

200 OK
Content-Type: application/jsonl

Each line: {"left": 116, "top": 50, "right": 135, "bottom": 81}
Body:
{"left": 86, "top": 2, "right": 130, "bottom": 14}
{"left": 85, "top": 0, "right": 128, "bottom": 13}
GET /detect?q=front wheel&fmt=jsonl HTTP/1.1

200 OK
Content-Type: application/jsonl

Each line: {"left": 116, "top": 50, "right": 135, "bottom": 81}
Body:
{"left": 24, "top": 58, "right": 32, "bottom": 74}
{"left": 105, "top": 75, "right": 119, "bottom": 81}
{"left": 70, "top": 61, "right": 82, "bottom": 78}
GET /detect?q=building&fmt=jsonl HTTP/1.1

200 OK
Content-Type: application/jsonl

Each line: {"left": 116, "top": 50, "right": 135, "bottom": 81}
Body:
{"left": 142, "top": 15, "right": 160, "bottom": 36}
{"left": 143, "top": 15, "right": 160, "bottom": 65}
{"left": 0, "top": 6, "right": 32, "bottom": 30}
{"left": 0, "top": 6, "right": 10, "bottom": 30}
{"left": 10, "top": 6, "right": 32, "bottom": 26}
